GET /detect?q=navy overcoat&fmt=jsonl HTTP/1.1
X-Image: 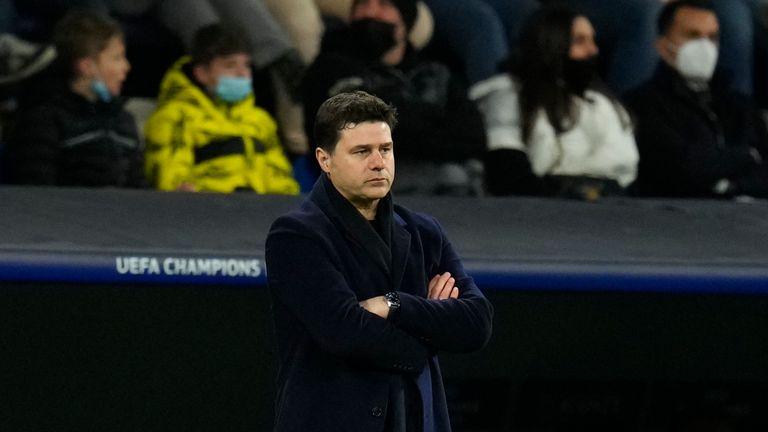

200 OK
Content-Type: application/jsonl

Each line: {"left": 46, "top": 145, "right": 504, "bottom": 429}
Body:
{"left": 266, "top": 175, "right": 493, "bottom": 431}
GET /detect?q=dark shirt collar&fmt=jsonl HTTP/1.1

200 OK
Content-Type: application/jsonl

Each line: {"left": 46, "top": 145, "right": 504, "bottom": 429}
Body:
{"left": 310, "top": 174, "right": 394, "bottom": 274}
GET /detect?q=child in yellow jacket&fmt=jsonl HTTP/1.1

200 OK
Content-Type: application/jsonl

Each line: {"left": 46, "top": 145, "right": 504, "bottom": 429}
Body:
{"left": 145, "top": 24, "right": 299, "bottom": 194}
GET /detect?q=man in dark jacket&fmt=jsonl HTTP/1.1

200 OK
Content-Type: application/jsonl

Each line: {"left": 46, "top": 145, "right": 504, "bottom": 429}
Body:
{"left": 302, "top": 0, "right": 487, "bottom": 195}
{"left": 265, "top": 91, "right": 493, "bottom": 431}
{"left": 4, "top": 10, "right": 144, "bottom": 187}
{"left": 623, "top": 0, "right": 768, "bottom": 198}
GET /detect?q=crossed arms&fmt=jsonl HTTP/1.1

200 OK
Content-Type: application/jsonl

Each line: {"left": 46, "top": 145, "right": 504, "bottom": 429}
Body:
{"left": 265, "top": 217, "right": 493, "bottom": 373}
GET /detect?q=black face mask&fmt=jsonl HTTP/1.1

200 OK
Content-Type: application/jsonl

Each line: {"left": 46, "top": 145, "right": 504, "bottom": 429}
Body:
{"left": 563, "top": 56, "right": 598, "bottom": 95}
{"left": 348, "top": 19, "right": 397, "bottom": 61}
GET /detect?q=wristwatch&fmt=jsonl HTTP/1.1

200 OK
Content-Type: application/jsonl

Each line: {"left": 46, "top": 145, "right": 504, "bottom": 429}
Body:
{"left": 384, "top": 291, "right": 401, "bottom": 312}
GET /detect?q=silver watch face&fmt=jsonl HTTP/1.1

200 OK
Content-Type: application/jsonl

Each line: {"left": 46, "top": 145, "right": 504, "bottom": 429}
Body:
{"left": 385, "top": 292, "right": 400, "bottom": 310}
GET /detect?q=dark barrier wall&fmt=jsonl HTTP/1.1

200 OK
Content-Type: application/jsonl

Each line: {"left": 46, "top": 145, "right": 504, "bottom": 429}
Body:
{"left": 5, "top": 284, "right": 768, "bottom": 431}
{"left": 2, "top": 283, "right": 279, "bottom": 431}
{"left": 3, "top": 187, "right": 768, "bottom": 430}
{"left": 4, "top": 186, "right": 768, "bottom": 291}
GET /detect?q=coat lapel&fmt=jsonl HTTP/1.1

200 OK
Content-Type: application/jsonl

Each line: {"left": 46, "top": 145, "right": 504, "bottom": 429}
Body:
{"left": 390, "top": 212, "right": 411, "bottom": 292}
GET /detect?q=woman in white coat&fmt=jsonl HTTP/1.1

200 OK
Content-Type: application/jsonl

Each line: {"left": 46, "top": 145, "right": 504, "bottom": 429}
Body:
{"left": 473, "top": 4, "right": 638, "bottom": 199}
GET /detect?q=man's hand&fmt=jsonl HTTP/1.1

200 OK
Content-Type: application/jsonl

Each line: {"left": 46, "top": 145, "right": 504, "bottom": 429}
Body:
{"left": 176, "top": 182, "right": 196, "bottom": 192}
{"left": 428, "top": 272, "right": 459, "bottom": 300}
{"left": 360, "top": 272, "right": 458, "bottom": 318}
{"left": 360, "top": 296, "right": 389, "bottom": 319}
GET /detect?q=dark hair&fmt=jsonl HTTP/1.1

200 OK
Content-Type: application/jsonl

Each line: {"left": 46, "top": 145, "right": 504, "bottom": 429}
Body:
{"left": 314, "top": 91, "right": 397, "bottom": 152}
{"left": 53, "top": 10, "right": 123, "bottom": 79}
{"left": 351, "top": 0, "right": 417, "bottom": 31}
{"left": 658, "top": 0, "right": 715, "bottom": 36}
{"left": 514, "top": 4, "right": 631, "bottom": 143}
{"left": 191, "top": 24, "right": 253, "bottom": 65}
{"left": 516, "top": 4, "right": 580, "bottom": 142}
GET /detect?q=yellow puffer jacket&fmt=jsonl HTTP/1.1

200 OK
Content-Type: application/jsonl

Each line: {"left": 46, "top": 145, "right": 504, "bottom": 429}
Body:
{"left": 144, "top": 57, "right": 299, "bottom": 194}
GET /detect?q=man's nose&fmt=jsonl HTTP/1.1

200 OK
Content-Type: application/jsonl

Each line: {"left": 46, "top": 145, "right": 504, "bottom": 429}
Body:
{"left": 588, "top": 42, "right": 599, "bottom": 57}
{"left": 369, "top": 150, "right": 385, "bottom": 169}
{"left": 235, "top": 65, "right": 251, "bottom": 77}
{"left": 358, "top": 4, "right": 382, "bottom": 19}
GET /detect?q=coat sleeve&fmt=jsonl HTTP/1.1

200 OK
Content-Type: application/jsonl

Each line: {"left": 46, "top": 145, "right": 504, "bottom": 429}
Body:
{"left": 143, "top": 104, "right": 195, "bottom": 191}
{"left": 6, "top": 105, "right": 61, "bottom": 185}
{"left": 391, "top": 218, "right": 494, "bottom": 353}
{"left": 266, "top": 218, "right": 432, "bottom": 373}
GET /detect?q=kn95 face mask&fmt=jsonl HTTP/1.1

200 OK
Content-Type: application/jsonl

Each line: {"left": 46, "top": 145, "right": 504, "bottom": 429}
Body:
{"left": 215, "top": 76, "right": 252, "bottom": 103}
{"left": 674, "top": 38, "right": 718, "bottom": 81}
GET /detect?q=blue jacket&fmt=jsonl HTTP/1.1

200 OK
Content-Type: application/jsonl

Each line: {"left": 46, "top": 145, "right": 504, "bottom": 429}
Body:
{"left": 265, "top": 175, "right": 493, "bottom": 431}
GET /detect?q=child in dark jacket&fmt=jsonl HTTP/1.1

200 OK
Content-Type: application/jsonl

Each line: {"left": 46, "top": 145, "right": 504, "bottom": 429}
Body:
{"left": 5, "top": 10, "right": 145, "bottom": 187}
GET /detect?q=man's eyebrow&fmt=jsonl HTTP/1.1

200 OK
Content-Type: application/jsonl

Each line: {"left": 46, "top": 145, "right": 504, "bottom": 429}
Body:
{"left": 350, "top": 142, "right": 393, "bottom": 150}
{"left": 350, "top": 144, "right": 374, "bottom": 151}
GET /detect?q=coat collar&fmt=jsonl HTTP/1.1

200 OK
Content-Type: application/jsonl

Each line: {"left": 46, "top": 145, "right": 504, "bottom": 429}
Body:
{"left": 647, "top": 63, "right": 707, "bottom": 118}
{"left": 54, "top": 89, "right": 125, "bottom": 114}
{"left": 653, "top": 62, "right": 720, "bottom": 108}
{"left": 309, "top": 174, "right": 411, "bottom": 289}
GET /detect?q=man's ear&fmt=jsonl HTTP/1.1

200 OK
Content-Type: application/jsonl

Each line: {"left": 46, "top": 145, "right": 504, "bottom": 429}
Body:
{"left": 656, "top": 36, "right": 672, "bottom": 64}
{"left": 75, "top": 57, "right": 96, "bottom": 79}
{"left": 316, "top": 147, "right": 331, "bottom": 173}
{"left": 192, "top": 63, "right": 212, "bottom": 87}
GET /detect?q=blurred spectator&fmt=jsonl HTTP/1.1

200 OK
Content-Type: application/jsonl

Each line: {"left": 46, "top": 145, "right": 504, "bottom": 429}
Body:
{"left": 264, "top": 0, "right": 435, "bottom": 170}
{"left": 144, "top": 23, "right": 299, "bottom": 194}
{"left": 13, "top": 0, "right": 310, "bottom": 154}
{"left": 15, "top": 0, "right": 302, "bottom": 81}
{"left": 265, "top": 0, "right": 434, "bottom": 66}
{"left": 302, "top": 0, "right": 486, "bottom": 196}
{"left": 109, "top": 0, "right": 310, "bottom": 155}
{"left": 472, "top": 0, "right": 763, "bottom": 101}
{"left": 476, "top": 4, "right": 638, "bottom": 198}
{"left": 3, "top": 10, "right": 145, "bottom": 187}
{"left": 423, "top": 0, "right": 658, "bottom": 101}
{"left": 565, "top": 0, "right": 763, "bottom": 99}
{"left": 624, "top": 0, "right": 768, "bottom": 198}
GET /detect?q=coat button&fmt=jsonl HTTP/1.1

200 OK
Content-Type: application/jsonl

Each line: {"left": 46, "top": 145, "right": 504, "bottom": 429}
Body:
{"left": 371, "top": 406, "right": 384, "bottom": 417}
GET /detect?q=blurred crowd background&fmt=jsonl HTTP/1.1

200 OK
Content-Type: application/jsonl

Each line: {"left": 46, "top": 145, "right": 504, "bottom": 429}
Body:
{"left": 0, "top": 0, "right": 767, "bottom": 201}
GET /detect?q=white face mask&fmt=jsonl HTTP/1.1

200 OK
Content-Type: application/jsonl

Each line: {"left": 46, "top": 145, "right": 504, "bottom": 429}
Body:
{"left": 674, "top": 38, "right": 719, "bottom": 81}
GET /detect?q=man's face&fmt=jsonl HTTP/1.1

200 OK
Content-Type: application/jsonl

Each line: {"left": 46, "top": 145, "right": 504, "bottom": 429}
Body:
{"left": 316, "top": 121, "right": 395, "bottom": 208}
{"left": 194, "top": 52, "right": 252, "bottom": 89}
{"left": 351, "top": 0, "right": 407, "bottom": 61}
{"left": 656, "top": 6, "right": 719, "bottom": 66}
